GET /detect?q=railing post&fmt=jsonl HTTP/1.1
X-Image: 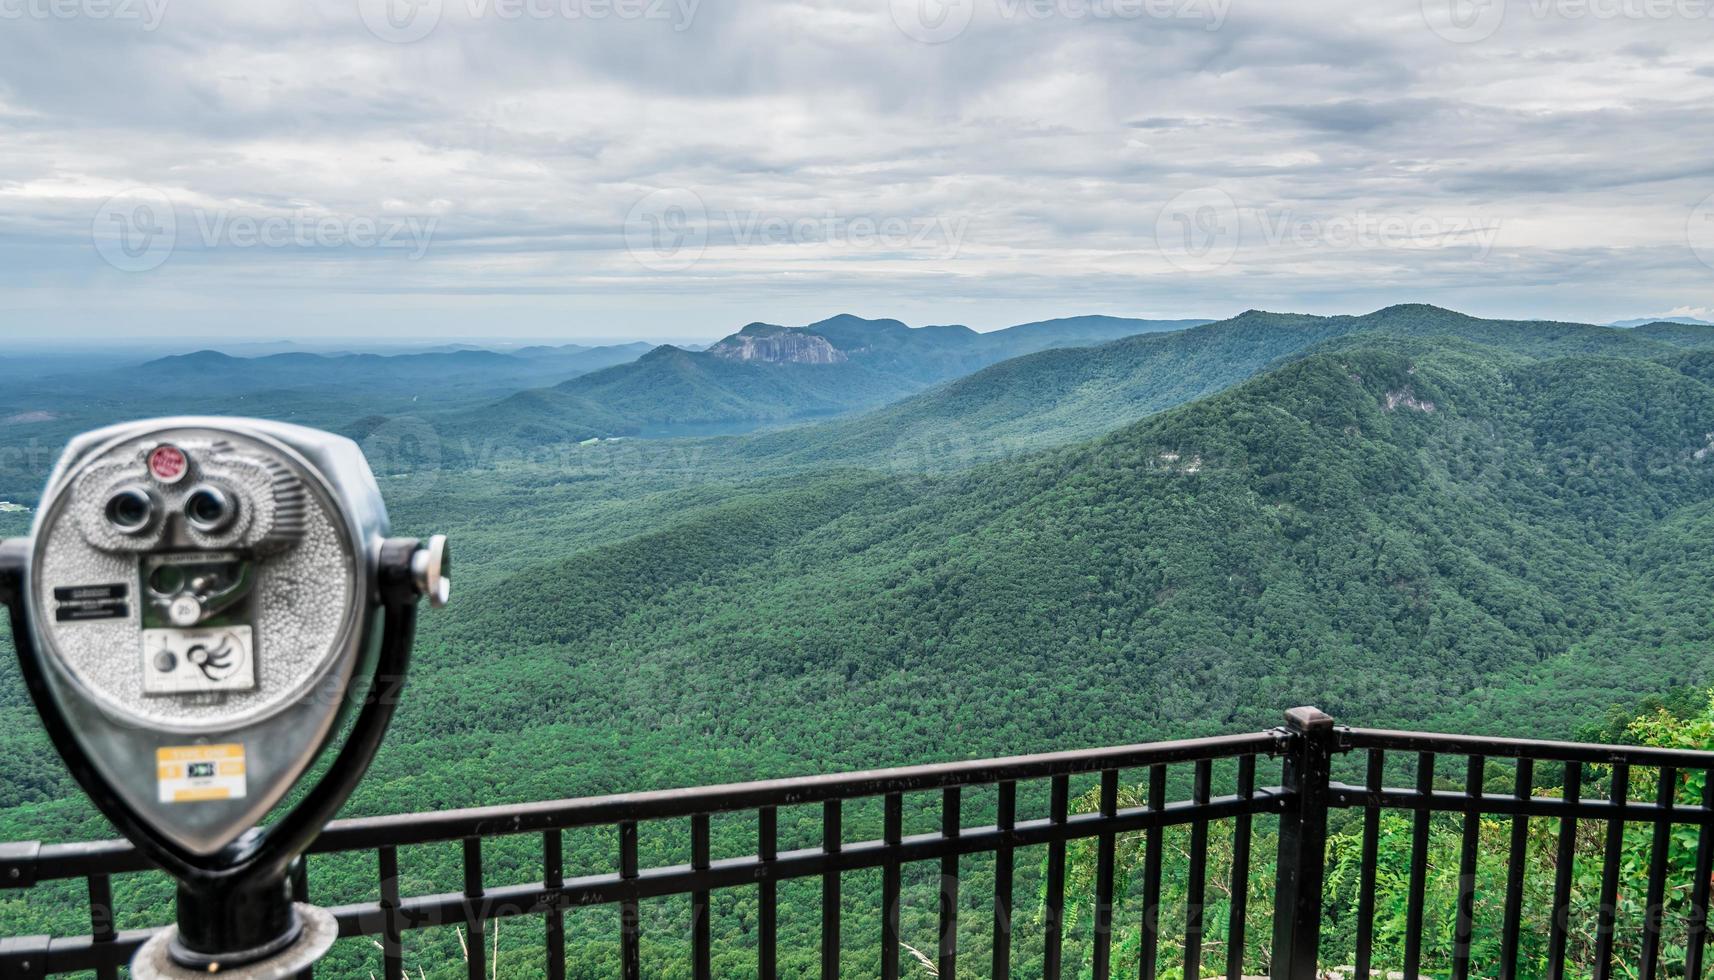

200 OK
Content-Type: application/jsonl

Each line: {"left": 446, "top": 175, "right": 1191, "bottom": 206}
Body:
{"left": 1271, "top": 706, "right": 1334, "bottom": 980}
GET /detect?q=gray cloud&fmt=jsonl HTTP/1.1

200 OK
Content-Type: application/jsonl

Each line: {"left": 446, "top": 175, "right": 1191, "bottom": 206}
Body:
{"left": 1253, "top": 99, "right": 1447, "bottom": 135}
{"left": 0, "top": 0, "right": 1711, "bottom": 341}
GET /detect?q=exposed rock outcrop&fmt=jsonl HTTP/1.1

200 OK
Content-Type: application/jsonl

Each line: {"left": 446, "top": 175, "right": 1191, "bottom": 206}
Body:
{"left": 708, "top": 324, "right": 849, "bottom": 365}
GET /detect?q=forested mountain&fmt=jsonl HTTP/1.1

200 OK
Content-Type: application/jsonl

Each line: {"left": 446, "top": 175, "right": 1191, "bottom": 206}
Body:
{"left": 0, "top": 342, "right": 654, "bottom": 501}
{"left": 1611, "top": 315, "right": 1714, "bottom": 328}
{"left": 11, "top": 342, "right": 653, "bottom": 406}
{"left": 439, "top": 314, "right": 1209, "bottom": 446}
{"left": 740, "top": 305, "right": 1714, "bottom": 470}
{"left": 396, "top": 335, "right": 1714, "bottom": 789}
{"left": 4, "top": 313, "right": 1713, "bottom": 976}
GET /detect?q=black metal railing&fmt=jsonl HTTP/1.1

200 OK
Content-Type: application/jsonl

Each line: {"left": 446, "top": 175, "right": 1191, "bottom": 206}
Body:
{"left": 3, "top": 706, "right": 1713, "bottom": 979}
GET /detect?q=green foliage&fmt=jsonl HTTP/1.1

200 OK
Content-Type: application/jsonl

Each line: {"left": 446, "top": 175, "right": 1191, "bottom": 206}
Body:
{"left": 437, "top": 314, "right": 1206, "bottom": 451}
{"left": 5, "top": 308, "right": 1714, "bottom": 975}
{"left": 1058, "top": 694, "right": 1714, "bottom": 978}
{"left": 738, "top": 303, "right": 1714, "bottom": 472}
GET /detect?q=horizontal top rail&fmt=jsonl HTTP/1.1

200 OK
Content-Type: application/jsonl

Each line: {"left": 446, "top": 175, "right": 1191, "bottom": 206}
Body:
{"left": 14, "top": 709, "right": 1714, "bottom": 980}
{"left": 1340, "top": 726, "right": 1714, "bottom": 768}
{"left": 2, "top": 729, "right": 1280, "bottom": 887}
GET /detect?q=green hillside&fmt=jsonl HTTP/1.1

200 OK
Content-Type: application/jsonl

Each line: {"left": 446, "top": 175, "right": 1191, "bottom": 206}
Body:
{"left": 4, "top": 319, "right": 1713, "bottom": 976}
{"left": 442, "top": 314, "right": 1208, "bottom": 448}
{"left": 403, "top": 337, "right": 1714, "bottom": 787}
{"left": 740, "top": 304, "right": 1714, "bottom": 471}
{"left": 7, "top": 323, "right": 1712, "bottom": 821}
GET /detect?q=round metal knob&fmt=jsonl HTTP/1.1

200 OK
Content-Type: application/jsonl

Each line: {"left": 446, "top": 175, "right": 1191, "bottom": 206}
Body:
{"left": 410, "top": 535, "right": 450, "bottom": 609}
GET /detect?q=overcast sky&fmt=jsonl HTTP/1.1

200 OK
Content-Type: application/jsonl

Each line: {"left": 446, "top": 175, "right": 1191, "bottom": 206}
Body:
{"left": 2, "top": 0, "right": 1712, "bottom": 343}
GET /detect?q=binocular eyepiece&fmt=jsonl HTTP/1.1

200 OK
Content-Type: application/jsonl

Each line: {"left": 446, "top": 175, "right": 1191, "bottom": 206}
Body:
{"left": 102, "top": 481, "right": 243, "bottom": 537}
{"left": 0, "top": 418, "right": 448, "bottom": 977}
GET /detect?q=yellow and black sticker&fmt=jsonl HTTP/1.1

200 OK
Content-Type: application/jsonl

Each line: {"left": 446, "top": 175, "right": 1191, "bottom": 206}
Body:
{"left": 156, "top": 744, "right": 247, "bottom": 804}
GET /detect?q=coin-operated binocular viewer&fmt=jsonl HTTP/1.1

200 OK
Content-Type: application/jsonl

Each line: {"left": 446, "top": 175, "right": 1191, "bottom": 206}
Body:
{"left": 0, "top": 419, "right": 449, "bottom": 978}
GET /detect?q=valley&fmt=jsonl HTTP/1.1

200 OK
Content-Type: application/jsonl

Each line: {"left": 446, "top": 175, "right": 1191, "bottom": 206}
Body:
{"left": 2, "top": 306, "right": 1712, "bottom": 976}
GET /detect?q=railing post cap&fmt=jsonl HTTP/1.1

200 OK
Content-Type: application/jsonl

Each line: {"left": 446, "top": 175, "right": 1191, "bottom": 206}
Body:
{"left": 1284, "top": 706, "right": 1333, "bottom": 733}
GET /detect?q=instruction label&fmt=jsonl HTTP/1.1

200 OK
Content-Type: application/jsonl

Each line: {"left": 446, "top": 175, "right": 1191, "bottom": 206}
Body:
{"left": 53, "top": 583, "right": 129, "bottom": 622}
{"left": 141, "top": 626, "right": 256, "bottom": 695}
{"left": 157, "top": 744, "right": 247, "bottom": 804}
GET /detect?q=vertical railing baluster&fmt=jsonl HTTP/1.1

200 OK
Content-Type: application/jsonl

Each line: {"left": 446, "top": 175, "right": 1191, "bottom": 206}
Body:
{"left": 379, "top": 845, "right": 404, "bottom": 980}
{"left": 1593, "top": 763, "right": 1630, "bottom": 980}
{"left": 759, "top": 807, "right": 777, "bottom": 980}
{"left": 882, "top": 793, "right": 903, "bottom": 980}
{"left": 994, "top": 781, "right": 1016, "bottom": 980}
{"left": 1226, "top": 755, "right": 1255, "bottom": 980}
{"left": 1452, "top": 756, "right": 1484, "bottom": 980}
{"left": 87, "top": 873, "right": 116, "bottom": 980}
{"left": 1140, "top": 764, "right": 1166, "bottom": 980}
{"left": 1401, "top": 752, "right": 1434, "bottom": 980}
{"left": 1270, "top": 707, "right": 1335, "bottom": 980}
{"left": 290, "top": 855, "right": 309, "bottom": 903}
{"left": 619, "top": 820, "right": 640, "bottom": 980}
{"left": 761, "top": 805, "right": 781, "bottom": 980}
{"left": 1092, "top": 769, "right": 1119, "bottom": 980}
{"left": 292, "top": 858, "right": 313, "bottom": 980}
{"left": 1687, "top": 773, "right": 1714, "bottom": 980}
{"left": 1640, "top": 767, "right": 1674, "bottom": 980}
{"left": 41, "top": 729, "right": 1714, "bottom": 980}
{"left": 1183, "top": 760, "right": 1211, "bottom": 980}
{"left": 938, "top": 786, "right": 961, "bottom": 980}
{"left": 543, "top": 831, "right": 565, "bottom": 980}
{"left": 1354, "top": 749, "right": 1383, "bottom": 980}
{"left": 1548, "top": 762, "right": 1583, "bottom": 980}
{"left": 693, "top": 814, "right": 712, "bottom": 980}
{"left": 1499, "top": 758, "right": 1532, "bottom": 980}
{"left": 464, "top": 836, "right": 487, "bottom": 980}
{"left": 823, "top": 800, "right": 842, "bottom": 980}
{"left": 1045, "top": 774, "right": 1069, "bottom": 980}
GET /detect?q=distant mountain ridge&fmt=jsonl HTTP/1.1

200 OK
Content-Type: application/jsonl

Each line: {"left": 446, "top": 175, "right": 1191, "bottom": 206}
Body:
{"left": 136, "top": 342, "right": 655, "bottom": 385}
{"left": 0, "top": 341, "right": 658, "bottom": 501}
{"left": 740, "top": 304, "right": 1714, "bottom": 470}
{"left": 1610, "top": 316, "right": 1714, "bottom": 329}
{"left": 443, "top": 313, "right": 1212, "bottom": 446}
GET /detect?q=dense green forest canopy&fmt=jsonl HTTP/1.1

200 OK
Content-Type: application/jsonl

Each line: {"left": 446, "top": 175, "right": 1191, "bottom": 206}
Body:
{"left": 2, "top": 306, "right": 1712, "bottom": 975}
{"left": 737, "top": 304, "right": 1714, "bottom": 471}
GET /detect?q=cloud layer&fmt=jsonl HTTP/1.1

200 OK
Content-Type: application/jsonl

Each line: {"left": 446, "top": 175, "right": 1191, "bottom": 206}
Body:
{"left": 2, "top": 0, "right": 1713, "bottom": 340}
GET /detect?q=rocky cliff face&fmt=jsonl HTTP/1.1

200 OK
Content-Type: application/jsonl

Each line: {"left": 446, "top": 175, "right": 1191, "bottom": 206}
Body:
{"left": 707, "top": 325, "right": 849, "bottom": 365}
